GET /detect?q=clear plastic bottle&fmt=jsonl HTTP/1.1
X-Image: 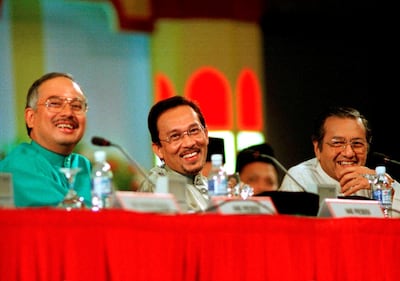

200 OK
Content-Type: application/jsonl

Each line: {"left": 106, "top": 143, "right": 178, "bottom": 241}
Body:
{"left": 207, "top": 154, "right": 228, "bottom": 197}
{"left": 91, "top": 150, "right": 114, "bottom": 211}
{"left": 371, "top": 166, "right": 392, "bottom": 217}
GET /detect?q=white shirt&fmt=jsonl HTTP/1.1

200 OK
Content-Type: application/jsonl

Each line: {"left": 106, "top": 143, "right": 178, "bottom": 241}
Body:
{"left": 279, "top": 158, "right": 400, "bottom": 217}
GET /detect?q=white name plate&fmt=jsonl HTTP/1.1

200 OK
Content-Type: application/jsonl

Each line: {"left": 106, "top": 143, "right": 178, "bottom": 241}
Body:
{"left": 318, "top": 198, "right": 384, "bottom": 218}
{"left": 0, "top": 173, "right": 14, "bottom": 208}
{"left": 115, "top": 191, "right": 180, "bottom": 214}
{"left": 211, "top": 196, "right": 277, "bottom": 215}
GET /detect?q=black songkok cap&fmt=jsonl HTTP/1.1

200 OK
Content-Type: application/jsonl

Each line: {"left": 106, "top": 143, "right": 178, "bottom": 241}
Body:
{"left": 206, "top": 137, "right": 226, "bottom": 164}
{"left": 236, "top": 143, "right": 276, "bottom": 173}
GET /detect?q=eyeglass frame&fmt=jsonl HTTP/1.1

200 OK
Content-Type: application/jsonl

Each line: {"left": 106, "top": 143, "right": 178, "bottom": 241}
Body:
{"left": 325, "top": 137, "right": 368, "bottom": 153}
{"left": 159, "top": 124, "right": 206, "bottom": 144}
{"left": 36, "top": 95, "right": 88, "bottom": 114}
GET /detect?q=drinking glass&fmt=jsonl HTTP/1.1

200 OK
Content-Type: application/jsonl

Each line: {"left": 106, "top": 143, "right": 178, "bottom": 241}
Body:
{"left": 363, "top": 173, "right": 376, "bottom": 199}
{"left": 58, "top": 167, "right": 84, "bottom": 210}
{"left": 229, "top": 181, "right": 254, "bottom": 200}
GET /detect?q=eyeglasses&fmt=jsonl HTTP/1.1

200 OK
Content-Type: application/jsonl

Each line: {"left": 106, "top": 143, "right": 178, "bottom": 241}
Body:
{"left": 325, "top": 137, "right": 367, "bottom": 153}
{"left": 38, "top": 96, "right": 88, "bottom": 114}
{"left": 159, "top": 124, "right": 205, "bottom": 144}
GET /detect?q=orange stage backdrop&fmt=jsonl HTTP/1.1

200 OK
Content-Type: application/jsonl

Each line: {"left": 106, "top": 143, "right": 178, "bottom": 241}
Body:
{"left": 110, "top": 0, "right": 264, "bottom": 32}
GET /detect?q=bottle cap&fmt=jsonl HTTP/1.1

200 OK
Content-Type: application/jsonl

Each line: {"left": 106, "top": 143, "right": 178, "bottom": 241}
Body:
{"left": 211, "top": 154, "right": 223, "bottom": 165}
{"left": 94, "top": 150, "right": 106, "bottom": 162}
{"left": 375, "top": 166, "right": 386, "bottom": 174}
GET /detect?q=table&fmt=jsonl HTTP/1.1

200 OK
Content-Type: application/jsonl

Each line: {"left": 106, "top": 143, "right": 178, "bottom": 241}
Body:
{"left": 1, "top": 208, "right": 399, "bottom": 281}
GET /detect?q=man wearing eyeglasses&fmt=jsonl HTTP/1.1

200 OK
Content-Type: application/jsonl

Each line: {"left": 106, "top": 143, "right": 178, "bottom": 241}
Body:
{"left": 279, "top": 106, "right": 400, "bottom": 216}
{"left": 139, "top": 96, "right": 210, "bottom": 212}
{"left": 0, "top": 72, "right": 92, "bottom": 207}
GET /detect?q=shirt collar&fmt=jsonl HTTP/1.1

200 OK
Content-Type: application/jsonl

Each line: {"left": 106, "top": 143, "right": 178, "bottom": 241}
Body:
{"left": 163, "top": 164, "right": 207, "bottom": 187}
{"left": 31, "top": 140, "right": 73, "bottom": 168}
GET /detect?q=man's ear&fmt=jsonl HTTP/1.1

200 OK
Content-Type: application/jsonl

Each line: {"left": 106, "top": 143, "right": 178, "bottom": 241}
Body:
{"left": 25, "top": 108, "right": 35, "bottom": 131}
{"left": 313, "top": 140, "right": 320, "bottom": 160}
{"left": 152, "top": 143, "right": 164, "bottom": 161}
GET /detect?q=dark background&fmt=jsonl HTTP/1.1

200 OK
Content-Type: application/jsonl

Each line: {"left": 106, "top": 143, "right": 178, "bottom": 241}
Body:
{"left": 260, "top": 1, "right": 400, "bottom": 180}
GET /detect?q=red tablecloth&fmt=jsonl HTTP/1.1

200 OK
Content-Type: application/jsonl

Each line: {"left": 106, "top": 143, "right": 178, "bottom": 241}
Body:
{"left": 0, "top": 208, "right": 399, "bottom": 281}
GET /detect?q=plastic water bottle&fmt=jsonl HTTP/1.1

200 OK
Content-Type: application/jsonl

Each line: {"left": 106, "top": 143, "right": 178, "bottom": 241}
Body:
{"left": 207, "top": 154, "right": 228, "bottom": 196}
{"left": 91, "top": 150, "right": 114, "bottom": 210}
{"left": 371, "top": 166, "right": 392, "bottom": 217}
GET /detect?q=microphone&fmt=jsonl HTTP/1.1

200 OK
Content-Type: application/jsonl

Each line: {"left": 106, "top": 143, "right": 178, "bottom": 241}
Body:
{"left": 91, "top": 136, "right": 156, "bottom": 187}
{"left": 91, "top": 137, "right": 111, "bottom": 147}
{"left": 247, "top": 150, "right": 308, "bottom": 192}
{"left": 373, "top": 152, "right": 400, "bottom": 166}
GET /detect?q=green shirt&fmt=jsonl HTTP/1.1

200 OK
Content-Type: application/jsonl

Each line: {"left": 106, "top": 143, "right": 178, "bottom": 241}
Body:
{"left": 0, "top": 141, "right": 92, "bottom": 207}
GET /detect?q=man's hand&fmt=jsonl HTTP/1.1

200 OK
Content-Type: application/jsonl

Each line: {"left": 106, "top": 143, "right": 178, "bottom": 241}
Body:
{"left": 336, "top": 166, "right": 374, "bottom": 196}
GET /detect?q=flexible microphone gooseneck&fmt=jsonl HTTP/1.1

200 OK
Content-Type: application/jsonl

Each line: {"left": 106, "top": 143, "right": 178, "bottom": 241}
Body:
{"left": 91, "top": 136, "right": 156, "bottom": 188}
{"left": 373, "top": 152, "right": 400, "bottom": 166}
{"left": 247, "top": 150, "right": 308, "bottom": 192}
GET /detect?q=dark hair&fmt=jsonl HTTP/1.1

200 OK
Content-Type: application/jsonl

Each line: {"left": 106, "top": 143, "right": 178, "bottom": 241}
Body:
{"left": 148, "top": 96, "right": 207, "bottom": 145}
{"left": 311, "top": 106, "right": 372, "bottom": 150}
{"left": 206, "top": 137, "right": 225, "bottom": 163}
{"left": 235, "top": 143, "right": 277, "bottom": 174}
{"left": 25, "top": 72, "right": 81, "bottom": 136}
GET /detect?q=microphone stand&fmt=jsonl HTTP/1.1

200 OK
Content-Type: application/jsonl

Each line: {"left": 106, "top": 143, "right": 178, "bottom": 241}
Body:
{"left": 113, "top": 143, "right": 155, "bottom": 186}
{"left": 257, "top": 153, "right": 308, "bottom": 192}
{"left": 91, "top": 137, "right": 156, "bottom": 188}
{"left": 373, "top": 152, "right": 400, "bottom": 165}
